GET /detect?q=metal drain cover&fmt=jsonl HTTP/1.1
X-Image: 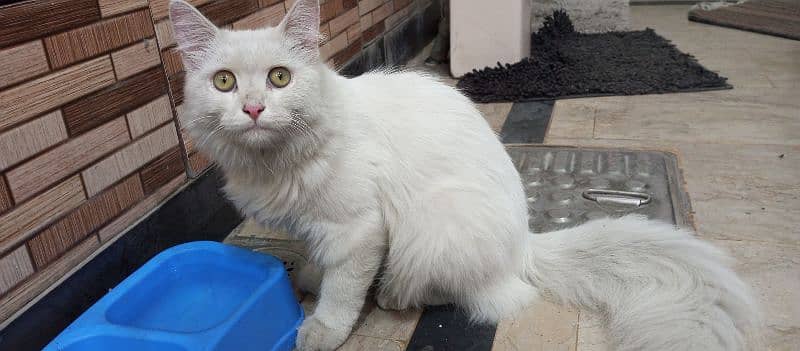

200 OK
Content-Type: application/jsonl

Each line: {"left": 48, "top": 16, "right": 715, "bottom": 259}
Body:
{"left": 507, "top": 145, "right": 691, "bottom": 231}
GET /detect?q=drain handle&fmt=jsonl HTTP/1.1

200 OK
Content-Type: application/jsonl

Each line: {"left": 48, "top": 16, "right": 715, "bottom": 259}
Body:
{"left": 582, "top": 189, "right": 652, "bottom": 207}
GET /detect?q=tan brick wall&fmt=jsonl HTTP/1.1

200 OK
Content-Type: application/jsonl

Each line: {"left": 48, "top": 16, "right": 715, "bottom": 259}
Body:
{"left": 0, "top": 0, "right": 185, "bottom": 324}
{"left": 0, "top": 0, "right": 423, "bottom": 325}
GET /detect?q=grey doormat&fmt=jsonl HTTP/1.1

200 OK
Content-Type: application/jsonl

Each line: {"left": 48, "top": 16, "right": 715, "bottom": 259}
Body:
{"left": 457, "top": 11, "right": 730, "bottom": 103}
{"left": 689, "top": 0, "right": 800, "bottom": 40}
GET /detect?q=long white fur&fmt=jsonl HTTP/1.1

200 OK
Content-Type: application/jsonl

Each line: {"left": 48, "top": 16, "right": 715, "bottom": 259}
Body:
{"left": 169, "top": 1, "right": 760, "bottom": 350}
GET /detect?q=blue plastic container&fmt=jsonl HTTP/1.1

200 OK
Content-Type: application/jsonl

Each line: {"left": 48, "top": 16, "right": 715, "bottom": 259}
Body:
{"left": 44, "top": 241, "right": 304, "bottom": 351}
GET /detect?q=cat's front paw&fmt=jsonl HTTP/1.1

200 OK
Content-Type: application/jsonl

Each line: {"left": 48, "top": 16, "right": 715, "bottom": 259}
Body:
{"left": 295, "top": 315, "right": 349, "bottom": 351}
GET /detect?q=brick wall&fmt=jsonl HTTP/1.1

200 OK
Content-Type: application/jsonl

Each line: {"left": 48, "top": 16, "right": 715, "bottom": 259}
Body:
{"left": 0, "top": 0, "right": 432, "bottom": 326}
{"left": 0, "top": 0, "right": 186, "bottom": 324}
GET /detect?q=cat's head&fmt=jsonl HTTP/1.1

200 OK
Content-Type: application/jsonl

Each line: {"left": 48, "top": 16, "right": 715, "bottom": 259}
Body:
{"left": 169, "top": 0, "right": 325, "bottom": 152}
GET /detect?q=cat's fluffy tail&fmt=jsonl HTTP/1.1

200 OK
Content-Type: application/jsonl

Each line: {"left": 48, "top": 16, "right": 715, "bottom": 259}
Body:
{"left": 523, "top": 215, "right": 760, "bottom": 351}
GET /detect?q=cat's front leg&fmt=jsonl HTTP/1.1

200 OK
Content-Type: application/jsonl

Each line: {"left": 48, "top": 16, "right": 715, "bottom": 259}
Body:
{"left": 295, "top": 262, "right": 323, "bottom": 296}
{"left": 295, "top": 222, "right": 385, "bottom": 351}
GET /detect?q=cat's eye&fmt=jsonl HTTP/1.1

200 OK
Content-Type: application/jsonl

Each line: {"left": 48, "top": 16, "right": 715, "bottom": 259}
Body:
{"left": 268, "top": 67, "right": 291, "bottom": 88}
{"left": 213, "top": 70, "right": 236, "bottom": 92}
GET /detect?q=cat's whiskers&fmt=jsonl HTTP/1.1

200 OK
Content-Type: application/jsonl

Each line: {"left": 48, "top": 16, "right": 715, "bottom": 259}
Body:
{"left": 198, "top": 125, "right": 224, "bottom": 149}
{"left": 287, "top": 123, "right": 312, "bottom": 140}
{"left": 289, "top": 114, "right": 316, "bottom": 140}
{"left": 182, "top": 116, "right": 216, "bottom": 128}
{"left": 284, "top": 119, "right": 307, "bottom": 137}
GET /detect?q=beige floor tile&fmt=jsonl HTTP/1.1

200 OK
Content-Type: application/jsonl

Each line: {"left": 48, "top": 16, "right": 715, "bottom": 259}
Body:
{"left": 476, "top": 102, "right": 513, "bottom": 133}
{"left": 544, "top": 137, "right": 643, "bottom": 147}
{"left": 352, "top": 299, "right": 421, "bottom": 342}
{"left": 713, "top": 239, "right": 800, "bottom": 350}
{"left": 747, "top": 47, "right": 800, "bottom": 72}
{"left": 301, "top": 295, "right": 422, "bottom": 351}
{"left": 678, "top": 144, "right": 800, "bottom": 245}
{"left": 632, "top": 5, "right": 800, "bottom": 54}
{"left": 697, "top": 28, "right": 800, "bottom": 52}
{"left": 591, "top": 89, "right": 800, "bottom": 145}
{"left": 765, "top": 72, "right": 800, "bottom": 89}
{"left": 301, "top": 295, "right": 421, "bottom": 344}
{"left": 576, "top": 312, "right": 610, "bottom": 351}
{"left": 493, "top": 299, "right": 578, "bottom": 351}
{"left": 750, "top": 48, "right": 800, "bottom": 89}
{"left": 685, "top": 48, "right": 775, "bottom": 88}
{"left": 631, "top": 8, "right": 711, "bottom": 34}
{"left": 338, "top": 335, "right": 405, "bottom": 351}
{"left": 692, "top": 196, "right": 799, "bottom": 245}
{"left": 630, "top": 4, "right": 691, "bottom": 22}
{"left": 548, "top": 99, "right": 596, "bottom": 140}
{"left": 724, "top": 71, "right": 775, "bottom": 89}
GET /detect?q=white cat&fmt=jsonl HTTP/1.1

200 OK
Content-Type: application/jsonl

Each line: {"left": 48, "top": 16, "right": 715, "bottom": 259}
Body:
{"left": 169, "top": 0, "right": 759, "bottom": 350}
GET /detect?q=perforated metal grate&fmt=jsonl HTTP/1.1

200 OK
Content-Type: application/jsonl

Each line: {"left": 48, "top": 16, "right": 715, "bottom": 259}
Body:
{"left": 506, "top": 145, "right": 692, "bottom": 233}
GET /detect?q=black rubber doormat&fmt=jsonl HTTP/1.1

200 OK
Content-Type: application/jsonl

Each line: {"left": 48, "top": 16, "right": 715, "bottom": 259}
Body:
{"left": 689, "top": 0, "right": 800, "bottom": 41}
{"left": 457, "top": 11, "right": 731, "bottom": 103}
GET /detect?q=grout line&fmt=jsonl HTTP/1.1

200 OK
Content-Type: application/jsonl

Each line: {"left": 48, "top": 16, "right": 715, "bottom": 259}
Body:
{"left": 40, "top": 38, "right": 53, "bottom": 71}
{"left": 574, "top": 309, "right": 581, "bottom": 351}
{"left": 703, "top": 236, "right": 800, "bottom": 247}
{"left": 77, "top": 172, "right": 90, "bottom": 199}
{"left": 0, "top": 174, "right": 15, "bottom": 212}
{"left": 541, "top": 137, "right": 800, "bottom": 148}
{"left": 108, "top": 53, "right": 120, "bottom": 81}
{"left": 151, "top": 40, "right": 192, "bottom": 178}
{"left": 123, "top": 113, "right": 133, "bottom": 141}
{"left": 23, "top": 242, "right": 35, "bottom": 271}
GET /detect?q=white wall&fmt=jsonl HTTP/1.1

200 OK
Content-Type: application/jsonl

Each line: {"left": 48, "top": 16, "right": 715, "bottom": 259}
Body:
{"left": 449, "top": 0, "right": 532, "bottom": 77}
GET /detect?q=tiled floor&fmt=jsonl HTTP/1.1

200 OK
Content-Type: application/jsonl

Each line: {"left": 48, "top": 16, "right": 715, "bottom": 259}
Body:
{"left": 227, "top": 4, "right": 799, "bottom": 350}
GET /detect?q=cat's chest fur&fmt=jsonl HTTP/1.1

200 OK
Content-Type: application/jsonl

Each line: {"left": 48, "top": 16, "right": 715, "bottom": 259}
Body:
{"left": 221, "top": 148, "right": 374, "bottom": 241}
{"left": 224, "top": 162, "right": 326, "bottom": 238}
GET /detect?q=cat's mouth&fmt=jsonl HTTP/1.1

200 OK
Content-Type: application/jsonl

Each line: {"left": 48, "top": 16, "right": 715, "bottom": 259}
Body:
{"left": 238, "top": 124, "right": 281, "bottom": 140}
{"left": 217, "top": 116, "right": 304, "bottom": 147}
{"left": 224, "top": 121, "right": 296, "bottom": 147}
{"left": 224, "top": 121, "right": 280, "bottom": 134}
{"left": 246, "top": 124, "right": 277, "bottom": 131}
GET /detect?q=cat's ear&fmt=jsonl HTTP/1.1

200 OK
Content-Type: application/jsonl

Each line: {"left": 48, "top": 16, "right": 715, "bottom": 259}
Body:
{"left": 169, "top": 0, "right": 218, "bottom": 72}
{"left": 279, "top": 0, "right": 321, "bottom": 58}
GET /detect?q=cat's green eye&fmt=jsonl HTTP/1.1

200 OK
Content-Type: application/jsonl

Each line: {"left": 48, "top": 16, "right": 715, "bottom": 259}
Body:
{"left": 268, "top": 67, "right": 291, "bottom": 88}
{"left": 213, "top": 70, "right": 236, "bottom": 92}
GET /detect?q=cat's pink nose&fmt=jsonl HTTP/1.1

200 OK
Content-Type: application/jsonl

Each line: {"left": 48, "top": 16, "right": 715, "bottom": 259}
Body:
{"left": 242, "top": 103, "right": 265, "bottom": 120}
